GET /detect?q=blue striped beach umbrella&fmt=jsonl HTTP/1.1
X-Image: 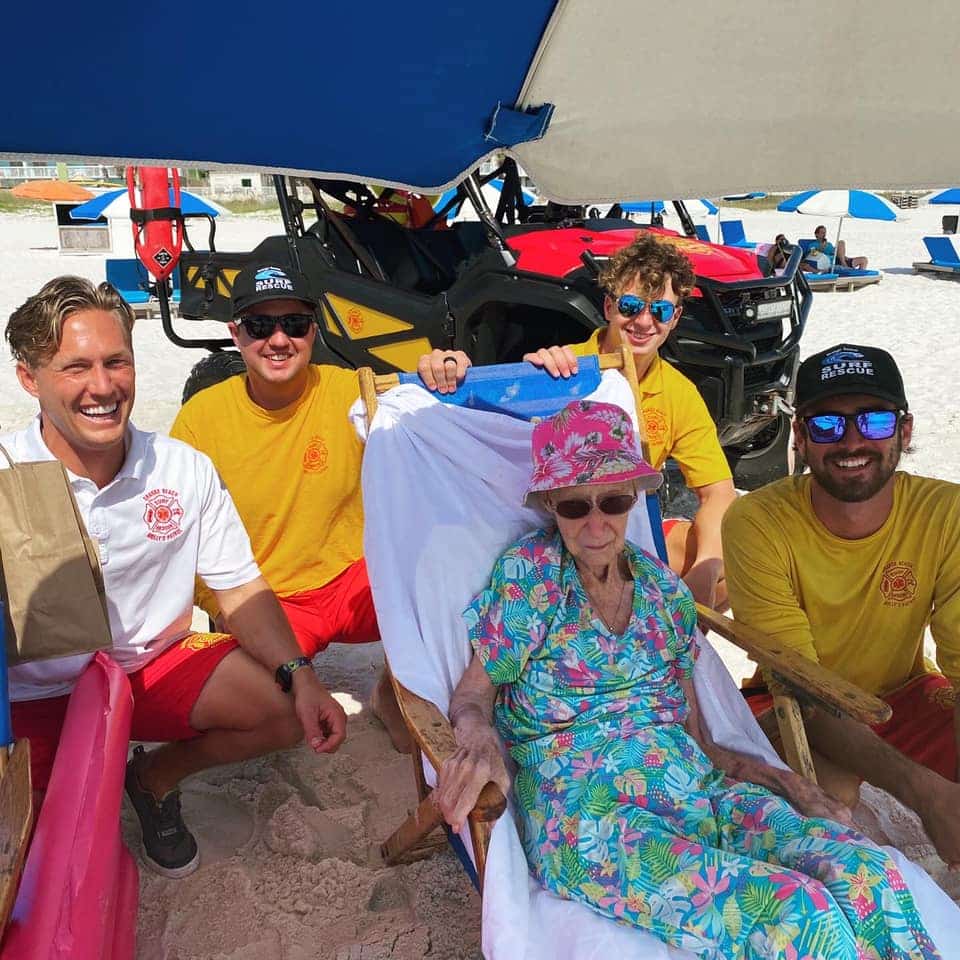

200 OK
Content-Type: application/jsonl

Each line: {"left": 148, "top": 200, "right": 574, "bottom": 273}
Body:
{"left": 777, "top": 189, "right": 898, "bottom": 268}
{"left": 927, "top": 188, "right": 960, "bottom": 205}
{"left": 776, "top": 189, "right": 898, "bottom": 221}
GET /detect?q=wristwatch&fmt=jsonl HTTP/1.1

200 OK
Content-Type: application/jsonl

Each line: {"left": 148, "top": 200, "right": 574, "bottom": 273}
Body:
{"left": 275, "top": 656, "right": 312, "bottom": 693}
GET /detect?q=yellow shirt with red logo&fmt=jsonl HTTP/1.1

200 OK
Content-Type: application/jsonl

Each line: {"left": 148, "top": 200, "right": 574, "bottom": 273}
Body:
{"left": 723, "top": 472, "right": 960, "bottom": 695}
{"left": 170, "top": 365, "right": 363, "bottom": 616}
{"left": 570, "top": 329, "right": 731, "bottom": 487}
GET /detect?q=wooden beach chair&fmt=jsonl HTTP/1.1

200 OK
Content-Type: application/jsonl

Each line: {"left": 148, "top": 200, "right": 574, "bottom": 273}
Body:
{"left": 0, "top": 611, "right": 31, "bottom": 942}
{"left": 356, "top": 346, "right": 891, "bottom": 895}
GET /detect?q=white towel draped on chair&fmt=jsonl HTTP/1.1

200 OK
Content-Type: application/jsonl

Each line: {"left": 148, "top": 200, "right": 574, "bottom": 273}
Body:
{"left": 353, "top": 371, "right": 958, "bottom": 959}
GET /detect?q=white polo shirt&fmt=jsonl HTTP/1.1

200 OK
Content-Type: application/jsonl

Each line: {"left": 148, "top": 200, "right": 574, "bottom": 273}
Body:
{"left": 1, "top": 417, "right": 260, "bottom": 701}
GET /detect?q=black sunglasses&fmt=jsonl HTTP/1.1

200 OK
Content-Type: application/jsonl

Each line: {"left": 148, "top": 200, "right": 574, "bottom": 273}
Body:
{"left": 239, "top": 313, "right": 315, "bottom": 340}
{"left": 552, "top": 493, "right": 637, "bottom": 520}
{"left": 803, "top": 409, "right": 902, "bottom": 444}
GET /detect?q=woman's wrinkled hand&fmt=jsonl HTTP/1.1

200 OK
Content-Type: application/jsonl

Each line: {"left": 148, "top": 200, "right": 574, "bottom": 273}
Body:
{"left": 789, "top": 776, "right": 855, "bottom": 827}
{"left": 435, "top": 722, "right": 511, "bottom": 832}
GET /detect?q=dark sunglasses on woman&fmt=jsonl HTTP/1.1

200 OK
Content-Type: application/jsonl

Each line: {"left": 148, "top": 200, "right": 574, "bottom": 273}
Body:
{"left": 616, "top": 294, "right": 676, "bottom": 324}
{"left": 552, "top": 493, "right": 638, "bottom": 520}
{"left": 802, "top": 409, "right": 902, "bottom": 444}
{"left": 239, "top": 313, "right": 315, "bottom": 340}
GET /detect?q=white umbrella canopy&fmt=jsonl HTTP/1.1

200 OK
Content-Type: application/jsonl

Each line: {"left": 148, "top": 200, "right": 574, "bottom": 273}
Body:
{"left": 777, "top": 189, "right": 898, "bottom": 268}
{"left": 513, "top": 1, "right": 960, "bottom": 202}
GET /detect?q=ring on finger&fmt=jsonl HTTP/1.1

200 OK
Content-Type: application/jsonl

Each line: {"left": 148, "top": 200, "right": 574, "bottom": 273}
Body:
{"left": 443, "top": 355, "right": 458, "bottom": 365}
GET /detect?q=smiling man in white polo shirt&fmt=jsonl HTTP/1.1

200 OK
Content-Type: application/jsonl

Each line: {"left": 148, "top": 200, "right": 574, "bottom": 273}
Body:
{"left": 3, "top": 275, "right": 347, "bottom": 879}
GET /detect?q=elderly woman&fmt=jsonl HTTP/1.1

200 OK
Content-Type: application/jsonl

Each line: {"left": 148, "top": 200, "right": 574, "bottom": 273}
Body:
{"left": 437, "top": 400, "right": 939, "bottom": 959}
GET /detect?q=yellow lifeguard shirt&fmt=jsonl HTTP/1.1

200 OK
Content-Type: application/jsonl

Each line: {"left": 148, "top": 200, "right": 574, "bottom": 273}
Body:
{"left": 170, "top": 365, "right": 364, "bottom": 616}
{"left": 723, "top": 472, "right": 960, "bottom": 695}
{"left": 570, "top": 329, "right": 731, "bottom": 487}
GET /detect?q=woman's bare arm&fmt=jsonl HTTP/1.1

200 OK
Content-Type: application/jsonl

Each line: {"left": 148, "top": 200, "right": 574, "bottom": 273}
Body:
{"left": 680, "top": 675, "right": 853, "bottom": 825}
{"left": 435, "top": 656, "right": 512, "bottom": 831}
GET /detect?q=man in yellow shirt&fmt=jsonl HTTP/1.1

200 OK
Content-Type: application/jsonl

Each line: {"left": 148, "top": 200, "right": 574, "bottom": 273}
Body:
{"left": 171, "top": 259, "right": 469, "bottom": 752}
{"left": 515, "top": 233, "right": 736, "bottom": 608}
{"left": 724, "top": 343, "right": 960, "bottom": 868}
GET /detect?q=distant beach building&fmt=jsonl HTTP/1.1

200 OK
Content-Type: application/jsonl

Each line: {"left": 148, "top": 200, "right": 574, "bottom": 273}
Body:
{"left": 0, "top": 158, "right": 122, "bottom": 187}
{"left": 205, "top": 171, "right": 271, "bottom": 199}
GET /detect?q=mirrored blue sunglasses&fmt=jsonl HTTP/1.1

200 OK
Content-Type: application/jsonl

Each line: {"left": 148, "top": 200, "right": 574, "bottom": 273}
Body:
{"left": 616, "top": 294, "right": 676, "bottom": 324}
{"left": 803, "top": 410, "right": 901, "bottom": 444}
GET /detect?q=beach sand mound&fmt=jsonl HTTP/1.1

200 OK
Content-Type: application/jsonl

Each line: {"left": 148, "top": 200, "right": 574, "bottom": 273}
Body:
{"left": 125, "top": 646, "right": 482, "bottom": 960}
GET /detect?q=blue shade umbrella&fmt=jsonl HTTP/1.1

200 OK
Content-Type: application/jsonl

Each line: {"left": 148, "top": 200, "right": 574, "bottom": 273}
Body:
{"left": 69, "top": 188, "right": 226, "bottom": 221}
{"left": 927, "top": 188, "right": 960, "bottom": 205}
{"left": 722, "top": 192, "right": 767, "bottom": 201}
{"left": 684, "top": 198, "right": 719, "bottom": 216}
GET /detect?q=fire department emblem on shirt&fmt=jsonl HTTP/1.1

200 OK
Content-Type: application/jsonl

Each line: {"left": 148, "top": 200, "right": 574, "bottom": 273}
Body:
{"left": 303, "top": 436, "right": 329, "bottom": 473}
{"left": 643, "top": 407, "right": 668, "bottom": 446}
{"left": 143, "top": 488, "right": 185, "bottom": 542}
{"left": 880, "top": 560, "right": 917, "bottom": 606}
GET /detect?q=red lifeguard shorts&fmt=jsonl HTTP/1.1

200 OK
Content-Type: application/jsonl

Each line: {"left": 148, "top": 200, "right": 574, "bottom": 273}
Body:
{"left": 278, "top": 558, "right": 380, "bottom": 658}
{"left": 11, "top": 631, "right": 238, "bottom": 792}
{"left": 745, "top": 672, "right": 958, "bottom": 781}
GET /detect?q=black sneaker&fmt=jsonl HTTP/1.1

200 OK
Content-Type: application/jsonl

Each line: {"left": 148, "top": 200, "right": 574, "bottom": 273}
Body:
{"left": 124, "top": 745, "right": 200, "bottom": 878}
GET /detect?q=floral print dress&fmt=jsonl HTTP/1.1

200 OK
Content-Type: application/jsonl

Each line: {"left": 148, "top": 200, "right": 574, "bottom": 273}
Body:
{"left": 464, "top": 528, "right": 940, "bottom": 960}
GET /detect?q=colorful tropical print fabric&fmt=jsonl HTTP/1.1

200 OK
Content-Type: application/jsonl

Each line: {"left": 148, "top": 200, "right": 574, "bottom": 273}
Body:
{"left": 464, "top": 528, "right": 940, "bottom": 959}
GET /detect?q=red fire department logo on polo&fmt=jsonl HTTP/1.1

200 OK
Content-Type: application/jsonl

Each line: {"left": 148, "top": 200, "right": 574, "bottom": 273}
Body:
{"left": 880, "top": 560, "right": 917, "bottom": 606}
{"left": 303, "top": 436, "right": 329, "bottom": 473}
{"left": 143, "top": 488, "right": 185, "bottom": 542}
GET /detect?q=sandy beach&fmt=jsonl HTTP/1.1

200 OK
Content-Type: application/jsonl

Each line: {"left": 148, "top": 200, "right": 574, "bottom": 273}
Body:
{"left": 1, "top": 202, "right": 958, "bottom": 958}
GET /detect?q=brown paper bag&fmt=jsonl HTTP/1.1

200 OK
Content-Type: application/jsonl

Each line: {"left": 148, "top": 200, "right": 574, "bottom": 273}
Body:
{"left": 0, "top": 443, "right": 113, "bottom": 666}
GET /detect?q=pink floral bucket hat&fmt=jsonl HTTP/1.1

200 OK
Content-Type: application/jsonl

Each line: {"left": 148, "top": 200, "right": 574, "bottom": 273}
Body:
{"left": 524, "top": 400, "right": 661, "bottom": 504}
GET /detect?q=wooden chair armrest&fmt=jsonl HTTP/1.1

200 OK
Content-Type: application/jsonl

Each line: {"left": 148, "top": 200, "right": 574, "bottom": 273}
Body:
{"left": 696, "top": 604, "right": 891, "bottom": 726}
{"left": 389, "top": 675, "right": 507, "bottom": 822}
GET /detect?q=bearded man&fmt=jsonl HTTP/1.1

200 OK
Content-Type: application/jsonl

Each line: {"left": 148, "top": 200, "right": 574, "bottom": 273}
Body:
{"left": 723, "top": 343, "right": 960, "bottom": 869}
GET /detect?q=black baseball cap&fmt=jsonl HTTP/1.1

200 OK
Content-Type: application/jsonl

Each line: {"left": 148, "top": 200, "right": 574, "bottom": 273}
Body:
{"left": 232, "top": 259, "right": 317, "bottom": 315}
{"left": 795, "top": 344, "right": 908, "bottom": 413}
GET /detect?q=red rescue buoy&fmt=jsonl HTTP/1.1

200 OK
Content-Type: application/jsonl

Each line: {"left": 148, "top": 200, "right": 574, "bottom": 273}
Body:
{"left": 126, "top": 166, "right": 183, "bottom": 283}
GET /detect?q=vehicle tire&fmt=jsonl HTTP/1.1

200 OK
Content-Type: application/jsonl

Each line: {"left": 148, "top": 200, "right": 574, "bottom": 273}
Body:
{"left": 727, "top": 412, "right": 799, "bottom": 491}
{"left": 181, "top": 350, "right": 247, "bottom": 405}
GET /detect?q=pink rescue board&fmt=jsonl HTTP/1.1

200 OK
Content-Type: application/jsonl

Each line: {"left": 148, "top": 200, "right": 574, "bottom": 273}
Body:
{"left": 2, "top": 653, "right": 138, "bottom": 959}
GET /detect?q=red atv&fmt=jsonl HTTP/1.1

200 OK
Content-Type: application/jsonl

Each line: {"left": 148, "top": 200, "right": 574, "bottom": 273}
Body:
{"left": 168, "top": 161, "right": 811, "bottom": 490}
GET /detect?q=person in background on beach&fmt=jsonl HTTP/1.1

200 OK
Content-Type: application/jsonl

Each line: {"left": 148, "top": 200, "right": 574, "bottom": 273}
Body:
{"left": 3, "top": 276, "right": 347, "bottom": 878}
{"left": 421, "top": 234, "right": 736, "bottom": 609}
{"left": 171, "top": 257, "right": 471, "bottom": 754}
{"left": 809, "top": 224, "right": 869, "bottom": 270}
{"left": 723, "top": 343, "right": 960, "bottom": 868}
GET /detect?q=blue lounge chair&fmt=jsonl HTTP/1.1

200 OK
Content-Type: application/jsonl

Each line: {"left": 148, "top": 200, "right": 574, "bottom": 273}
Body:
{"left": 694, "top": 223, "right": 711, "bottom": 242}
{"left": 797, "top": 239, "right": 881, "bottom": 291}
{"left": 105, "top": 258, "right": 152, "bottom": 305}
{"left": 719, "top": 219, "right": 755, "bottom": 248}
{"left": 914, "top": 236, "right": 960, "bottom": 279}
{"left": 105, "top": 258, "right": 182, "bottom": 314}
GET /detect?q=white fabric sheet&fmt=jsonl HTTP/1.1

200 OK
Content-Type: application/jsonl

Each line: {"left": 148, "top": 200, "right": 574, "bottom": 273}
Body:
{"left": 354, "top": 371, "right": 959, "bottom": 959}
